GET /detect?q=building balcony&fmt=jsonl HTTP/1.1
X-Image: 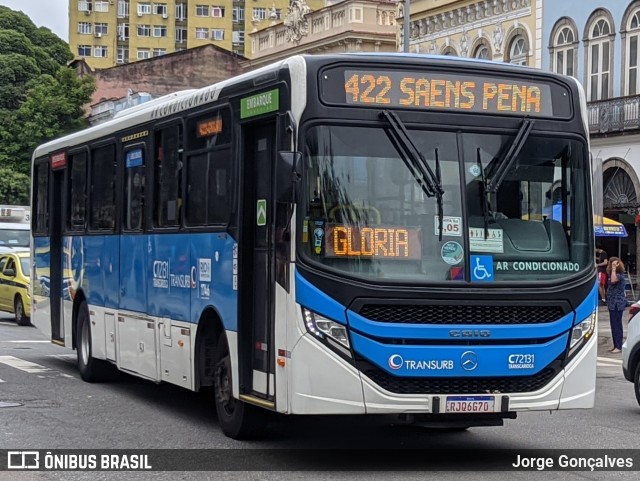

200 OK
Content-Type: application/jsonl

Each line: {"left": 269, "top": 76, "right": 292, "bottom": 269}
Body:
{"left": 588, "top": 95, "right": 640, "bottom": 135}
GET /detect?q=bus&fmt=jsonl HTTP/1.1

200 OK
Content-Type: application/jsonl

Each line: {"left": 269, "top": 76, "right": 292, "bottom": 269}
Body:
{"left": 0, "top": 205, "right": 30, "bottom": 254}
{"left": 31, "top": 54, "right": 596, "bottom": 439}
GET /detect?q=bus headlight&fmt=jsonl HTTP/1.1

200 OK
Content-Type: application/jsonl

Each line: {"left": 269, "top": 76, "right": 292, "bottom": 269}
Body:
{"left": 302, "top": 308, "right": 350, "bottom": 350}
{"left": 569, "top": 311, "right": 596, "bottom": 355}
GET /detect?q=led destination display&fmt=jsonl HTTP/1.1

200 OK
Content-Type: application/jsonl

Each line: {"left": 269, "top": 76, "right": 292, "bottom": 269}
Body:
{"left": 324, "top": 225, "right": 422, "bottom": 260}
{"left": 320, "top": 67, "right": 571, "bottom": 118}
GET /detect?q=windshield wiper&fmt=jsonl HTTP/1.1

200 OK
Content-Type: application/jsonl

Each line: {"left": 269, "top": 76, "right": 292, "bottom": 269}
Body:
{"left": 379, "top": 110, "right": 445, "bottom": 239}
{"left": 485, "top": 118, "right": 534, "bottom": 193}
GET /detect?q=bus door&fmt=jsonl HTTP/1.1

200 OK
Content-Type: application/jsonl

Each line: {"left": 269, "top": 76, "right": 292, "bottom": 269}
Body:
{"left": 49, "top": 168, "right": 65, "bottom": 343}
{"left": 238, "top": 121, "right": 277, "bottom": 401}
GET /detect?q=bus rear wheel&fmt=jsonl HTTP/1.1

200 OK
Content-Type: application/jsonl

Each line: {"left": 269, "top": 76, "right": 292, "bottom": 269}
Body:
{"left": 213, "top": 335, "right": 267, "bottom": 439}
{"left": 76, "top": 301, "right": 110, "bottom": 382}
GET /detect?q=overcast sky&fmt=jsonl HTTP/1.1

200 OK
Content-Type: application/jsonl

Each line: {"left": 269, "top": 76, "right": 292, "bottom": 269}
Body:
{"left": 0, "top": 0, "right": 68, "bottom": 41}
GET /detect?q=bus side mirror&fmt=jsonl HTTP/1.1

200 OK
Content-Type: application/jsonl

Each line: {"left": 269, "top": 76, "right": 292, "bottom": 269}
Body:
{"left": 276, "top": 151, "right": 302, "bottom": 203}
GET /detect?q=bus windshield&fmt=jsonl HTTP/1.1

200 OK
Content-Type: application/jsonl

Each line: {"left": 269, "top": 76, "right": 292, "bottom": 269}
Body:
{"left": 301, "top": 124, "right": 591, "bottom": 283}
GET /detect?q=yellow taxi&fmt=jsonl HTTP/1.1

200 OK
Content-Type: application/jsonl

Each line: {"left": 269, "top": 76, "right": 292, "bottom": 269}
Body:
{"left": 0, "top": 250, "right": 31, "bottom": 325}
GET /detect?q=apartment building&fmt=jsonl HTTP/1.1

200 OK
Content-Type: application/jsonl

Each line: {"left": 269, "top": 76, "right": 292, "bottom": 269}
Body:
{"left": 70, "top": 0, "right": 324, "bottom": 67}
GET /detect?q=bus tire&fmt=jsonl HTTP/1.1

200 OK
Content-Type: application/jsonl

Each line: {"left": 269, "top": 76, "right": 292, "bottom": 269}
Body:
{"left": 76, "top": 301, "right": 109, "bottom": 382}
{"left": 14, "top": 296, "right": 30, "bottom": 326}
{"left": 213, "top": 334, "right": 267, "bottom": 439}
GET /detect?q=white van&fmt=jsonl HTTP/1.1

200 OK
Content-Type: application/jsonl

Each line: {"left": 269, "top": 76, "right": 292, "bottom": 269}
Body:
{"left": 0, "top": 206, "right": 30, "bottom": 254}
{"left": 622, "top": 305, "right": 640, "bottom": 407}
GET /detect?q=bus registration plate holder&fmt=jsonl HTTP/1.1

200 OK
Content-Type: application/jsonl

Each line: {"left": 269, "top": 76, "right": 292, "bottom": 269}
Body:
{"left": 445, "top": 396, "right": 495, "bottom": 413}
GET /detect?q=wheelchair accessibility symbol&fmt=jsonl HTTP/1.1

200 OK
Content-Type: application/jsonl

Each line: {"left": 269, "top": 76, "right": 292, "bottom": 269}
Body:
{"left": 470, "top": 255, "right": 493, "bottom": 282}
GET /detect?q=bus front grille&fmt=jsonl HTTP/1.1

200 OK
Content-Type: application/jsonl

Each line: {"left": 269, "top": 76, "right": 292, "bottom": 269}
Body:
{"left": 357, "top": 304, "right": 565, "bottom": 325}
{"left": 357, "top": 360, "right": 562, "bottom": 395}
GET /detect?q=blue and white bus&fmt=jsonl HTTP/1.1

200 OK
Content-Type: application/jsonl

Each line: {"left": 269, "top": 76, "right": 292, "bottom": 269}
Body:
{"left": 31, "top": 54, "right": 596, "bottom": 438}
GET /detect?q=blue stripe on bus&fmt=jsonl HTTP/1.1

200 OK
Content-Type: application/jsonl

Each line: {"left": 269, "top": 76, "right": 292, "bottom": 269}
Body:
{"left": 351, "top": 331, "right": 568, "bottom": 377}
{"left": 33, "top": 233, "right": 239, "bottom": 331}
{"left": 574, "top": 281, "right": 598, "bottom": 325}
{"left": 295, "top": 270, "right": 347, "bottom": 325}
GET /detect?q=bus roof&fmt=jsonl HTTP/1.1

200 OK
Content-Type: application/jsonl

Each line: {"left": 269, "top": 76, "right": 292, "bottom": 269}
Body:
{"left": 33, "top": 53, "right": 582, "bottom": 160}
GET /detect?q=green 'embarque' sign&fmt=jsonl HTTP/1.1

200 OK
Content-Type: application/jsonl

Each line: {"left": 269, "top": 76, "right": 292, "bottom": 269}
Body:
{"left": 241, "top": 89, "right": 280, "bottom": 119}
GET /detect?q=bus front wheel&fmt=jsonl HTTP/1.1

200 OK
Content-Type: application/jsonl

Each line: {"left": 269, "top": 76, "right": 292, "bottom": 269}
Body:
{"left": 634, "top": 361, "right": 640, "bottom": 408}
{"left": 76, "top": 301, "right": 109, "bottom": 382}
{"left": 213, "top": 335, "right": 267, "bottom": 439}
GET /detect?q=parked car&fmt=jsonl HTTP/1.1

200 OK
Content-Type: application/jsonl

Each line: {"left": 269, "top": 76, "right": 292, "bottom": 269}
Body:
{"left": 622, "top": 300, "right": 640, "bottom": 407}
{"left": 0, "top": 251, "right": 31, "bottom": 325}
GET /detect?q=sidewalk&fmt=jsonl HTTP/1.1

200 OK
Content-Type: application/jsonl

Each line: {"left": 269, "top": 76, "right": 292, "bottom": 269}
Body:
{"left": 597, "top": 305, "right": 629, "bottom": 358}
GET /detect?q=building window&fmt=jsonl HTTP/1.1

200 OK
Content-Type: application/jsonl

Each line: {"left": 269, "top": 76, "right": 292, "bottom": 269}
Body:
{"left": 137, "top": 48, "right": 151, "bottom": 59}
{"left": 137, "top": 2, "right": 151, "bottom": 15}
{"left": 78, "top": 1, "right": 92, "bottom": 12}
{"left": 94, "top": 23, "right": 108, "bottom": 35}
{"left": 232, "top": 31, "right": 245, "bottom": 44}
{"left": 587, "top": 17, "right": 612, "bottom": 100}
{"left": 441, "top": 46, "right": 457, "bottom": 56}
{"left": 626, "top": 9, "right": 640, "bottom": 95}
{"left": 506, "top": 32, "right": 529, "bottom": 66}
{"left": 94, "top": 1, "right": 110, "bottom": 13}
{"left": 117, "top": 0, "right": 129, "bottom": 18}
{"left": 474, "top": 41, "right": 492, "bottom": 60}
{"left": 94, "top": 46, "right": 108, "bottom": 57}
{"left": 211, "top": 6, "right": 225, "bottom": 18}
{"left": 211, "top": 29, "right": 224, "bottom": 41}
{"left": 195, "top": 27, "right": 208, "bottom": 39}
{"left": 117, "top": 23, "right": 129, "bottom": 40}
{"left": 153, "top": 48, "right": 167, "bottom": 57}
{"left": 137, "top": 24, "right": 151, "bottom": 36}
{"left": 78, "top": 22, "right": 92, "bottom": 34}
{"left": 175, "top": 3, "right": 186, "bottom": 20}
{"left": 117, "top": 46, "right": 129, "bottom": 63}
{"left": 153, "top": 25, "right": 167, "bottom": 37}
{"left": 233, "top": 7, "right": 244, "bottom": 23}
{"left": 78, "top": 45, "right": 92, "bottom": 56}
{"left": 195, "top": 5, "right": 209, "bottom": 17}
{"left": 176, "top": 27, "right": 187, "bottom": 43}
{"left": 550, "top": 19, "right": 578, "bottom": 78}
{"left": 253, "top": 8, "right": 266, "bottom": 21}
{"left": 153, "top": 3, "right": 167, "bottom": 16}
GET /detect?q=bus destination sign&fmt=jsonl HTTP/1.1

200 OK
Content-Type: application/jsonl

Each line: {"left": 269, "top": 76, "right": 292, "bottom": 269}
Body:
{"left": 321, "top": 68, "right": 569, "bottom": 117}
{"left": 324, "top": 225, "right": 422, "bottom": 260}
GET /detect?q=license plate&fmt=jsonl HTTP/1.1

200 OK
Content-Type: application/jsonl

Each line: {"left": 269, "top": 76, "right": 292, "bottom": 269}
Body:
{"left": 445, "top": 396, "right": 495, "bottom": 413}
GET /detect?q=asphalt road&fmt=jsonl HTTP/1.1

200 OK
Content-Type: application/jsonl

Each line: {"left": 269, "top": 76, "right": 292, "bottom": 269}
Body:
{"left": 0, "top": 312, "right": 639, "bottom": 481}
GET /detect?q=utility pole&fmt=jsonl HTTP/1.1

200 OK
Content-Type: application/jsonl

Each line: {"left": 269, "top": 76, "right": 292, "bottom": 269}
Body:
{"left": 403, "top": 0, "right": 410, "bottom": 53}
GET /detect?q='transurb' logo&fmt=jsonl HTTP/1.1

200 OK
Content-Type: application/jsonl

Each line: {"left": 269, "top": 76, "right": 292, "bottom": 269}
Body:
{"left": 387, "top": 354, "right": 454, "bottom": 371}
{"left": 388, "top": 354, "right": 403, "bottom": 370}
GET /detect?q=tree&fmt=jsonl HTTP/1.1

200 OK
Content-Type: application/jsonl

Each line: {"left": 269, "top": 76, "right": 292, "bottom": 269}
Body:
{"left": 0, "top": 168, "right": 30, "bottom": 205}
{"left": 0, "top": 6, "right": 94, "bottom": 203}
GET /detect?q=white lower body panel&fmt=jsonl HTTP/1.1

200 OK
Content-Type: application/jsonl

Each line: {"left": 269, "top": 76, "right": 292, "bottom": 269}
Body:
{"left": 288, "top": 331, "right": 597, "bottom": 415}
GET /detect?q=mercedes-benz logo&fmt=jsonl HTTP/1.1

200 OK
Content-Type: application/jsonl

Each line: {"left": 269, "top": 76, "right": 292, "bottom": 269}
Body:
{"left": 461, "top": 350, "right": 478, "bottom": 371}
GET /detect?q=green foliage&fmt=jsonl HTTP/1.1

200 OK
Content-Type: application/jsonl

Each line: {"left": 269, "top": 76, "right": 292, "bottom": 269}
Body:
{"left": 0, "top": 6, "right": 95, "bottom": 204}
{"left": 0, "top": 167, "right": 30, "bottom": 205}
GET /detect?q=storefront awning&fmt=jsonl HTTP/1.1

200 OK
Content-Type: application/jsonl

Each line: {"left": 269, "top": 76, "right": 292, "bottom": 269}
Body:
{"left": 594, "top": 216, "right": 628, "bottom": 237}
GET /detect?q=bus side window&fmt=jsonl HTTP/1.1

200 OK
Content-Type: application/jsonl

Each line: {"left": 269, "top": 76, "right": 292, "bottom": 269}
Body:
{"left": 208, "top": 149, "right": 231, "bottom": 224}
{"left": 154, "top": 125, "right": 183, "bottom": 227}
{"left": 67, "top": 152, "right": 88, "bottom": 231}
{"left": 124, "top": 148, "right": 145, "bottom": 231}
{"left": 89, "top": 144, "right": 116, "bottom": 231}
{"left": 33, "top": 161, "right": 50, "bottom": 235}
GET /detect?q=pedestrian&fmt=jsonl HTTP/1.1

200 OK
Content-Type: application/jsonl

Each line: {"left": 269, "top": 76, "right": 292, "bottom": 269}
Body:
{"left": 596, "top": 245, "right": 609, "bottom": 304}
{"left": 606, "top": 257, "right": 627, "bottom": 353}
